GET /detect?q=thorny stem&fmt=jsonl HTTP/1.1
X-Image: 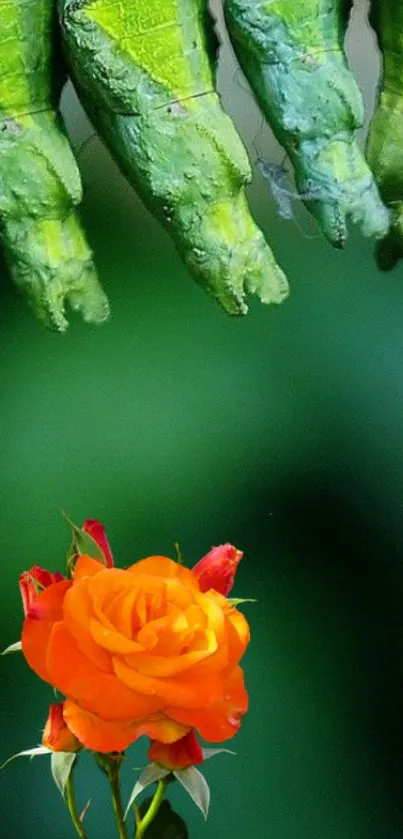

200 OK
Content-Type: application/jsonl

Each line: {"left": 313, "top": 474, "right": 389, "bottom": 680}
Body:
{"left": 135, "top": 778, "right": 167, "bottom": 838}
{"left": 94, "top": 753, "right": 128, "bottom": 839}
{"left": 65, "top": 771, "right": 89, "bottom": 839}
{"left": 109, "top": 762, "right": 129, "bottom": 839}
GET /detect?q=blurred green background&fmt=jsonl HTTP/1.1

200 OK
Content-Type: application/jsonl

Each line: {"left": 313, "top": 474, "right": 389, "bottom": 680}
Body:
{"left": 1, "top": 1, "right": 403, "bottom": 837}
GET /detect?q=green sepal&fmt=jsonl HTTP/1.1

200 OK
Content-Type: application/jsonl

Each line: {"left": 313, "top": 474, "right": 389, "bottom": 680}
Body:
{"left": 137, "top": 798, "right": 188, "bottom": 838}
{"left": 174, "top": 766, "right": 210, "bottom": 820}
{"left": 227, "top": 597, "right": 257, "bottom": 607}
{"left": 201, "top": 747, "right": 236, "bottom": 759}
{"left": 174, "top": 543, "right": 184, "bottom": 565}
{"left": 1, "top": 640, "right": 22, "bottom": 655}
{"left": 93, "top": 751, "right": 126, "bottom": 777}
{"left": 0, "top": 745, "right": 50, "bottom": 771}
{"left": 51, "top": 751, "right": 77, "bottom": 798}
{"left": 63, "top": 512, "right": 105, "bottom": 575}
{"left": 124, "top": 762, "right": 171, "bottom": 820}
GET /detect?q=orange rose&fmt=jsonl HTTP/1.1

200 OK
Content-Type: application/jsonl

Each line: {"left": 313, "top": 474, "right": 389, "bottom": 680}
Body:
{"left": 21, "top": 555, "right": 249, "bottom": 753}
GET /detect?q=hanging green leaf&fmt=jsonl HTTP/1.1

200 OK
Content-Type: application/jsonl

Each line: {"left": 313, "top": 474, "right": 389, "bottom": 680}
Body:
{"left": 51, "top": 751, "right": 77, "bottom": 798}
{"left": 366, "top": 0, "right": 403, "bottom": 269}
{"left": 0, "top": 0, "right": 109, "bottom": 332}
{"left": 138, "top": 798, "right": 188, "bottom": 839}
{"left": 174, "top": 766, "right": 210, "bottom": 820}
{"left": 0, "top": 746, "right": 50, "bottom": 771}
{"left": 124, "top": 762, "right": 170, "bottom": 820}
{"left": 224, "top": 0, "right": 389, "bottom": 247}
{"left": 1, "top": 640, "right": 22, "bottom": 655}
{"left": 59, "top": 0, "right": 289, "bottom": 317}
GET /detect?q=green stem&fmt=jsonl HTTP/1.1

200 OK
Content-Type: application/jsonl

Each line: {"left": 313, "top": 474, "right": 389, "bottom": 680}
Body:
{"left": 109, "top": 763, "right": 129, "bottom": 839}
{"left": 65, "top": 772, "right": 89, "bottom": 839}
{"left": 135, "top": 779, "right": 167, "bottom": 839}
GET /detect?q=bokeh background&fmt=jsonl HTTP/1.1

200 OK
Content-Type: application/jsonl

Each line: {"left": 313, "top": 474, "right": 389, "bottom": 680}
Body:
{"left": 1, "top": 1, "right": 403, "bottom": 836}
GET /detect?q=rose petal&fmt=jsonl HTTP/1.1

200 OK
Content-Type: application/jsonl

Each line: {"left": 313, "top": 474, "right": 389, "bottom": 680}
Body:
{"left": 89, "top": 618, "right": 144, "bottom": 655}
{"left": 166, "top": 666, "right": 248, "bottom": 742}
{"left": 127, "top": 629, "right": 218, "bottom": 677}
{"left": 46, "top": 622, "right": 163, "bottom": 721}
{"left": 128, "top": 557, "right": 199, "bottom": 590}
{"left": 63, "top": 582, "right": 112, "bottom": 672}
{"left": 73, "top": 555, "right": 104, "bottom": 583}
{"left": 63, "top": 700, "right": 189, "bottom": 753}
{"left": 113, "top": 656, "right": 224, "bottom": 709}
{"left": 225, "top": 609, "right": 251, "bottom": 671}
{"left": 21, "top": 580, "right": 72, "bottom": 682}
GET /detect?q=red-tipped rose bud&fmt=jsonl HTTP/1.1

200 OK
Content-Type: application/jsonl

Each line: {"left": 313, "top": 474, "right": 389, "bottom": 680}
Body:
{"left": 19, "top": 566, "right": 64, "bottom": 617}
{"left": 82, "top": 519, "right": 114, "bottom": 568}
{"left": 42, "top": 703, "right": 81, "bottom": 752}
{"left": 148, "top": 730, "right": 203, "bottom": 770}
{"left": 192, "top": 544, "right": 243, "bottom": 596}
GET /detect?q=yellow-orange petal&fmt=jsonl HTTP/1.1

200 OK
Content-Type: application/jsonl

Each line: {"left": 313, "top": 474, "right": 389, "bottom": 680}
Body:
{"left": 21, "top": 580, "right": 72, "bottom": 683}
{"left": 126, "top": 629, "right": 217, "bottom": 678}
{"left": 63, "top": 582, "right": 112, "bottom": 672}
{"left": 128, "top": 557, "right": 199, "bottom": 590}
{"left": 73, "top": 555, "right": 104, "bottom": 583}
{"left": 63, "top": 700, "right": 189, "bottom": 753}
{"left": 88, "top": 569, "right": 138, "bottom": 636}
{"left": 113, "top": 656, "right": 224, "bottom": 709}
{"left": 46, "top": 622, "right": 163, "bottom": 721}
{"left": 89, "top": 618, "right": 144, "bottom": 654}
{"left": 166, "top": 666, "right": 248, "bottom": 742}
{"left": 226, "top": 609, "right": 250, "bottom": 670}
{"left": 136, "top": 610, "right": 187, "bottom": 654}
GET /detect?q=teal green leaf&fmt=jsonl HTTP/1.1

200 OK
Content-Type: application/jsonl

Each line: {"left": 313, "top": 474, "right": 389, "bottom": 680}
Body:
{"left": 174, "top": 766, "right": 210, "bottom": 819}
{"left": 1, "top": 640, "right": 22, "bottom": 655}
{"left": 51, "top": 751, "right": 77, "bottom": 798}
{"left": 138, "top": 799, "right": 188, "bottom": 838}
{"left": 0, "top": 746, "right": 50, "bottom": 771}
{"left": 124, "top": 762, "right": 170, "bottom": 820}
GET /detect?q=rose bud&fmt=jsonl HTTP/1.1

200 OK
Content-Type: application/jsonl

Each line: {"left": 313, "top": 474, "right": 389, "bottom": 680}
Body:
{"left": 19, "top": 566, "right": 64, "bottom": 617}
{"left": 42, "top": 703, "right": 81, "bottom": 752}
{"left": 192, "top": 544, "right": 243, "bottom": 596}
{"left": 82, "top": 519, "right": 114, "bottom": 568}
{"left": 148, "top": 730, "right": 203, "bottom": 770}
